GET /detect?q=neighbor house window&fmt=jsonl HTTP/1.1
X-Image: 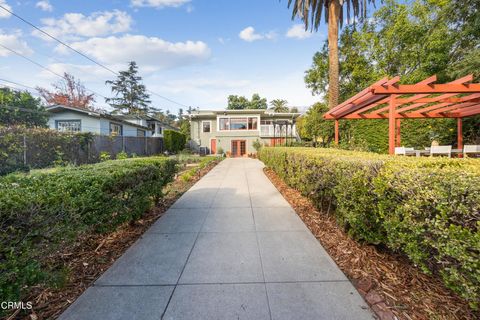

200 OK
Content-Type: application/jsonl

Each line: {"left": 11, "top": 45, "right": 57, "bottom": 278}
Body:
{"left": 137, "top": 129, "right": 146, "bottom": 137}
{"left": 56, "top": 120, "right": 81, "bottom": 132}
{"left": 202, "top": 121, "right": 211, "bottom": 133}
{"left": 261, "top": 120, "right": 272, "bottom": 125}
{"left": 109, "top": 122, "right": 123, "bottom": 136}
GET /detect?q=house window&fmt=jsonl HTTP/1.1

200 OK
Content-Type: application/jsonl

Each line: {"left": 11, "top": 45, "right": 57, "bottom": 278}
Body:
{"left": 109, "top": 122, "right": 123, "bottom": 136}
{"left": 248, "top": 117, "right": 258, "bottom": 130}
{"left": 261, "top": 120, "right": 272, "bottom": 125}
{"left": 202, "top": 121, "right": 211, "bottom": 133}
{"left": 219, "top": 118, "right": 229, "bottom": 130}
{"left": 137, "top": 129, "right": 146, "bottom": 137}
{"left": 56, "top": 120, "right": 81, "bottom": 132}
{"left": 158, "top": 126, "right": 163, "bottom": 134}
{"left": 230, "top": 118, "right": 248, "bottom": 130}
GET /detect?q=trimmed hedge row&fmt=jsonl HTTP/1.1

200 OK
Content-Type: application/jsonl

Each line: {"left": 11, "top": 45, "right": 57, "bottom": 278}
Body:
{"left": 164, "top": 130, "right": 186, "bottom": 153}
{"left": 0, "top": 157, "right": 177, "bottom": 302}
{"left": 259, "top": 147, "right": 480, "bottom": 308}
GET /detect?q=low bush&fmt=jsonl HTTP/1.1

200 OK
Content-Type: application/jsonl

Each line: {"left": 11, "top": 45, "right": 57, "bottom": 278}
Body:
{"left": 179, "top": 156, "right": 221, "bottom": 182}
{"left": 164, "top": 130, "right": 186, "bottom": 153}
{"left": 0, "top": 156, "right": 177, "bottom": 303}
{"left": 259, "top": 147, "right": 480, "bottom": 308}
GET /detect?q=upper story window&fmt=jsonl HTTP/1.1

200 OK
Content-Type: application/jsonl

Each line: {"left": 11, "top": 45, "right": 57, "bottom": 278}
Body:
{"left": 56, "top": 120, "right": 81, "bottom": 132}
{"left": 110, "top": 122, "right": 123, "bottom": 136}
{"left": 202, "top": 121, "right": 211, "bottom": 133}
{"left": 260, "top": 120, "right": 273, "bottom": 125}
{"left": 218, "top": 117, "right": 258, "bottom": 131}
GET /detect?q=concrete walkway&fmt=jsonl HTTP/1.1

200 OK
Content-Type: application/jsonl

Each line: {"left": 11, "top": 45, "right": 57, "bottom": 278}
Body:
{"left": 60, "top": 158, "right": 373, "bottom": 320}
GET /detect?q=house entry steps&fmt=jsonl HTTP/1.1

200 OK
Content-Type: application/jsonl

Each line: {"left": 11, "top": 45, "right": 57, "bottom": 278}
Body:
{"left": 59, "top": 158, "right": 374, "bottom": 320}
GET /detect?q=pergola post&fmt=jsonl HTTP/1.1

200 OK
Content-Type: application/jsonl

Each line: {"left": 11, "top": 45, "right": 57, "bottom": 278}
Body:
{"left": 395, "top": 118, "right": 401, "bottom": 147}
{"left": 334, "top": 120, "right": 339, "bottom": 145}
{"left": 388, "top": 95, "right": 397, "bottom": 154}
{"left": 457, "top": 117, "right": 463, "bottom": 150}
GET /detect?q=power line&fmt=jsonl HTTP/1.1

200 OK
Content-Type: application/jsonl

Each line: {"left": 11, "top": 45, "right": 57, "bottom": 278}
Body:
{"left": 0, "top": 4, "right": 191, "bottom": 110}
{"left": 0, "top": 43, "right": 109, "bottom": 100}
{"left": 0, "top": 78, "right": 38, "bottom": 92}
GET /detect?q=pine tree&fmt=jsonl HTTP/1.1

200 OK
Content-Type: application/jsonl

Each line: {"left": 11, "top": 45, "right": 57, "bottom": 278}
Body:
{"left": 105, "top": 61, "right": 151, "bottom": 115}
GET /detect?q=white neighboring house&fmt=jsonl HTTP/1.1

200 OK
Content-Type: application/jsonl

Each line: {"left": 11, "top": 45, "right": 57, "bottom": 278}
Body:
{"left": 46, "top": 105, "right": 178, "bottom": 137}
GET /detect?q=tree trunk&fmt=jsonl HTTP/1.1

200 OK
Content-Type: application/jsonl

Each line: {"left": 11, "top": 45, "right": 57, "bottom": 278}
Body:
{"left": 327, "top": 0, "right": 341, "bottom": 109}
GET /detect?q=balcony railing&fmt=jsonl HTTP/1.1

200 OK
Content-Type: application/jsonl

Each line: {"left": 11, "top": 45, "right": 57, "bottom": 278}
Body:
{"left": 260, "top": 125, "right": 296, "bottom": 137}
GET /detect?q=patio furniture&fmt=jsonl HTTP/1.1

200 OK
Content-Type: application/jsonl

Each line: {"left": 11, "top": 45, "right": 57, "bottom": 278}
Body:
{"left": 464, "top": 145, "right": 480, "bottom": 157}
{"left": 430, "top": 145, "right": 452, "bottom": 157}
{"left": 394, "top": 147, "right": 414, "bottom": 156}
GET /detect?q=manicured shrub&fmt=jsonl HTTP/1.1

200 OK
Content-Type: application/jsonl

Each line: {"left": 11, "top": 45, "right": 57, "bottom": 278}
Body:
{"left": 259, "top": 147, "right": 480, "bottom": 308}
{"left": 0, "top": 156, "right": 177, "bottom": 303}
{"left": 164, "top": 130, "right": 186, "bottom": 153}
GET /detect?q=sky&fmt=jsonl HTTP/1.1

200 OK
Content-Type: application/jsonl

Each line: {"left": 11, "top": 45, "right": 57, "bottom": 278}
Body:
{"left": 0, "top": 0, "right": 330, "bottom": 113}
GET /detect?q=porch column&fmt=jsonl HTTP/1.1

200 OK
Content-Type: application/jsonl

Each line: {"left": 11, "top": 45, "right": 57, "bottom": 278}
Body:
{"left": 395, "top": 118, "right": 401, "bottom": 147}
{"left": 388, "top": 95, "right": 397, "bottom": 154}
{"left": 334, "top": 119, "right": 339, "bottom": 145}
{"left": 457, "top": 117, "right": 463, "bottom": 149}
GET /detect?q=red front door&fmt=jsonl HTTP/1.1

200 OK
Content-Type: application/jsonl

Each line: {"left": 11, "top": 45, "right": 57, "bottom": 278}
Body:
{"left": 210, "top": 139, "right": 217, "bottom": 155}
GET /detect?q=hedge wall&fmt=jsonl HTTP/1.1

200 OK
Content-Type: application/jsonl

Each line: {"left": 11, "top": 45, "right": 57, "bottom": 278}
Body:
{"left": 0, "top": 157, "right": 177, "bottom": 303}
{"left": 258, "top": 147, "right": 480, "bottom": 308}
{"left": 164, "top": 130, "right": 186, "bottom": 153}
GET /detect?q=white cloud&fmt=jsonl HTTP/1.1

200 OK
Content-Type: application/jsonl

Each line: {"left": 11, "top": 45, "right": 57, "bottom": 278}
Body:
{"left": 0, "top": 0, "right": 12, "bottom": 19}
{"left": 131, "top": 0, "right": 190, "bottom": 8}
{"left": 286, "top": 24, "right": 312, "bottom": 39}
{"left": 33, "top": 10, "right": 132, "bottom": 40}
{"left": 55, "top": 35, "right": 211, "bottom": 71}
{"left": 0, "top": 30, "right": 34, "bottom": 57}
{"left": 239, "top": 26, "right": 276, "bottom": 42}
{"left": 35, "top": 0, "right": 53, "bottom": 12}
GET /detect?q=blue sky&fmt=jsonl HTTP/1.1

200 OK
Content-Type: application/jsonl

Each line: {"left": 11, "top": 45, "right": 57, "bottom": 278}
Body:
{"left": 0, "top": 0, "right": 330, "bottom": 113}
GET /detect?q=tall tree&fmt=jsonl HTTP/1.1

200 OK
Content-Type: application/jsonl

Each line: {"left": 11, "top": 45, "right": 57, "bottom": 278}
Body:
{"left": 105, "top": 61, "right": 151, "bottom": 115}
{"left": 288, "top": 0, "right": 376, "bottom": 109}
{"left": 269, "top": 99, "right": 289, "bottom": 112}
{"left": 37, "top": 73, "right": 95, "bottom": 110}
{"left": 0, "top": 88, "right": 48, "bottom": 127}
{"left": 296, "top": 102, "right": 333, "bottom": 147}
{"left": 227, "top": 94, "right": 268, "bottom": 110}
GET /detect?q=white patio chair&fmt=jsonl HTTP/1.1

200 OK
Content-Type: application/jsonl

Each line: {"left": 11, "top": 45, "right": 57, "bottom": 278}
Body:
{"left": 394, "top": 147, "right": 414, "bottom": 156}
{"left": 463, "top": 145, "right": 480, "bottom": 157}
{"left": 430, "top": 145, "right": 452, "bottom": 157}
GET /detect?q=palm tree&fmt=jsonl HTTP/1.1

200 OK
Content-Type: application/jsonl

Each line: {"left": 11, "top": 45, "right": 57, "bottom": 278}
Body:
{"left": 270, "top": 99, "right": 289, "bottom": 113}
{"left": 288, "top": 0, "right": 376, "bottom": 109}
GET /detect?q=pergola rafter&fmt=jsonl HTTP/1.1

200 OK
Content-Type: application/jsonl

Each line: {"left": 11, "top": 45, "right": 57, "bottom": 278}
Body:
{"left": 324, "top": 74, "right": 480, "bottom": 154}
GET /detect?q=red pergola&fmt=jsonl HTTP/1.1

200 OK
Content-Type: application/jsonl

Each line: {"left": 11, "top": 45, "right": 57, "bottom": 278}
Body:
{"left": 324, "top": 75, "right": 480, "bottom": 154}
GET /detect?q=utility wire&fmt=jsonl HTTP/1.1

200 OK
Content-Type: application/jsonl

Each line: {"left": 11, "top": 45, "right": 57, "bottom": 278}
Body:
{"left": 0, "top": 4, "right": 191, "bottom": 110}
{"left": 0, "top": 78, "right": 38, "bottom": 92}
{"left": 0, "top": 43, "right": 109, "bottom": 100}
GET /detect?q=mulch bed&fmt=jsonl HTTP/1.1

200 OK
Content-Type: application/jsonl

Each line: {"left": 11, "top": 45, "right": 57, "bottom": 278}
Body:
{"left": 6, "top": 160, "right": 219, "bottom": 320}
{"left": 264, "top": 168, "right": 479, "bottom": 320}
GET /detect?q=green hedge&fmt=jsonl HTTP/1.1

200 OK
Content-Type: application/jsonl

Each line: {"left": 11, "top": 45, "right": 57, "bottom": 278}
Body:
{"left": 259, "top": 147, "right": 480, "bottom": 308}
{"left": 0, "top": 157, "right": 177, "bottom": 303}
{"left": 164, "top": 130, "right": 186, "bottom": 153}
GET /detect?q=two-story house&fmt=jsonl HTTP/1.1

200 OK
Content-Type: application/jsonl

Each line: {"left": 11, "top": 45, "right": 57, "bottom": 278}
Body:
{"left": 188, "top": 109, "right": 300, "bottom": 156}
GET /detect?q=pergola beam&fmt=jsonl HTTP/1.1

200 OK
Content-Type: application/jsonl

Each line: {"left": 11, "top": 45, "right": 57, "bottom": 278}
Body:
{"left": 372, "top": 83, "right": 480, "bottom": 94}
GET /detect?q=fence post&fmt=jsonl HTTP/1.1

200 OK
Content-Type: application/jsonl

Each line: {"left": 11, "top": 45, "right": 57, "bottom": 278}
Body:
{"left": 23, "top": 134, "right": 27, "bottom": 166}
{"left": 122, "top": 136, "right": 125, "bottom": 152}
{"left": 145, "top": 137, "right": 148, "bottom": 155}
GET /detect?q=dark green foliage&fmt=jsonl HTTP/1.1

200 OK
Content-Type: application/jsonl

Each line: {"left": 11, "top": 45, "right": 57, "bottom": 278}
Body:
{"left": 164, "top": 130, "right": 186, "bottom": 153}
{"left": 105, "top": 61, "right": 151, "bottom": 115}
{"left": 0, "top": 126, "right": 94, "bottom": 175}
{"left": 0, "top": 88, "right": 48, "bottom": 127}
{"left": 0, "top": 157, "right": 177, "bottom": 303}
{"left": 227, "top": 93, "right": 267, "bottom": 110}
{"left": 259, "top": 147, "right": 480, "bottom": 308}
{"left": 304, "top": 0, "right": 480, "bottom": 151}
